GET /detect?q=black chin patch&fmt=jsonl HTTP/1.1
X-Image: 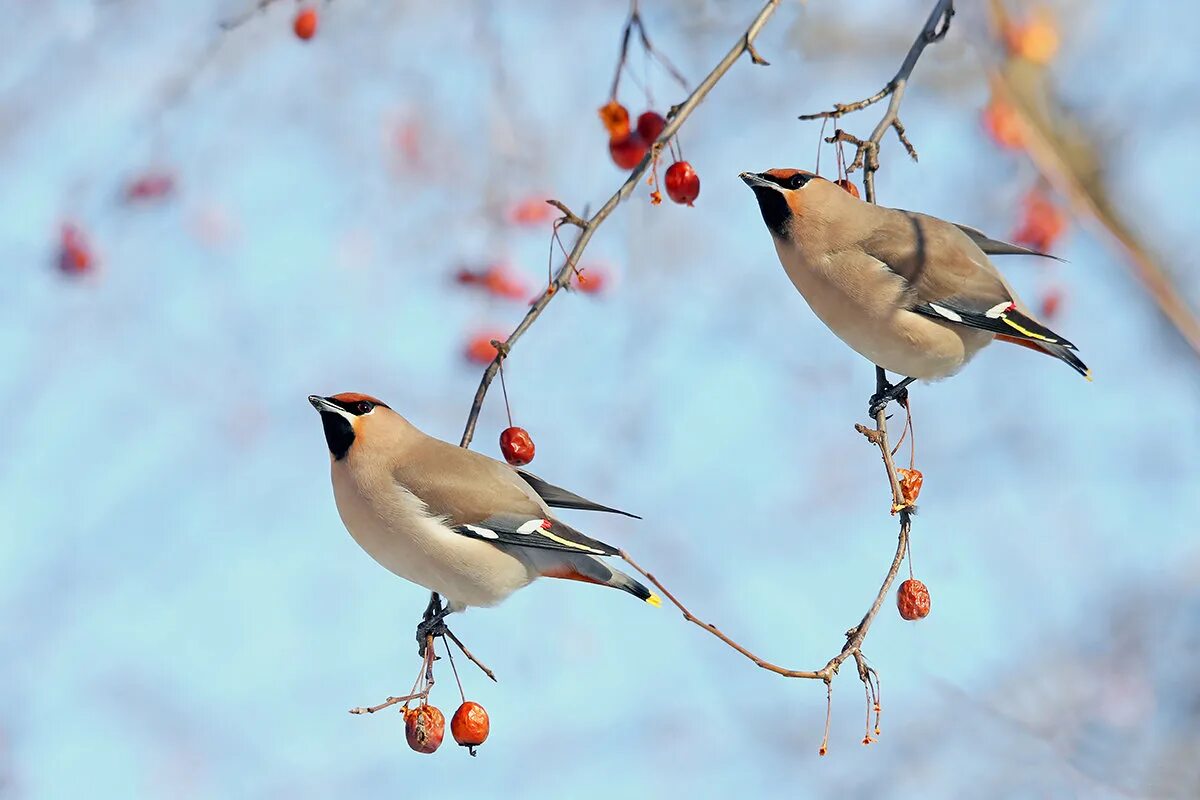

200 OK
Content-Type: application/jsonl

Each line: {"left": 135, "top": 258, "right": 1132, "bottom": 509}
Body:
{"left": 320, "top": 412, "right": 355, "bottom": 460}
{"left": 750, "top": 186, "right": 792, "bottom": 238}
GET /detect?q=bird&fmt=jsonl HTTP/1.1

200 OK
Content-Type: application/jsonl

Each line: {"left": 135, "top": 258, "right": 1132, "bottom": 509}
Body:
{"left": 740, "top": 169, "right": 1089, "bottom": 414}
{"left": 307, "top": 392, "right": 658, "bottom": 648}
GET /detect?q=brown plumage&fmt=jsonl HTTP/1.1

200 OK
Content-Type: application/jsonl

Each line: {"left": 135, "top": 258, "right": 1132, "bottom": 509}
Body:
{"left": 741, "top": 169, "right": 1089, "bottom": 380}
{"left": 307, "top": 395, "right": 659, "bottom": 611}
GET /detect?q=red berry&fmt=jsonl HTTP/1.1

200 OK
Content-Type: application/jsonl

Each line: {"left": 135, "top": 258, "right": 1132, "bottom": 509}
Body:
{"left": 636, "top": 111, "right": 667, "bottom": 143}
{"left": 404, "top": 704, "right": 445, "bottom": 754}
{"left": 609, "top": 132, "right": 648, "bottom": 170}
{"left": 1012, "top": 189, "right": 1066, "bottom": 253}
{"left": 58, "top": 223, "right": 93, "bottom": 275}
{"left": 896, "top": 579, "right": 931, "bottom": 621}
{"left": 499, "top": 426, "right": 535, "bottom": 466}
{"left": 1040, "top": 286, "right": 1064, "bottom": 320}
{"left": 293, "top": 7, "right": 317, "bottom": 40}
{"left": 464, "top": 333, "right": 505, "bottom": 365}
{"left": 451, "top": 701, "right": 490, "bottom": 755}
{"left": 664, "top": 161, "right": 700, "bottom": 206}
{"left": 573, "top": 266, "right": 607, "bottom": 295}
{"left": 125, "top": 173, "right": 175, "bottom": 202}
{"left": 835, "top": 178, "right": 860, "bottom": 199}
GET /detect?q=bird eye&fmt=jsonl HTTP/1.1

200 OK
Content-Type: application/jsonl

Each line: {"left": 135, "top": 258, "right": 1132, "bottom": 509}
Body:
{"left": 787, "top": 174, "right": 810, "bottom": 190}
{"left": 355, "top": 401, "right": 374, "bottom": 415}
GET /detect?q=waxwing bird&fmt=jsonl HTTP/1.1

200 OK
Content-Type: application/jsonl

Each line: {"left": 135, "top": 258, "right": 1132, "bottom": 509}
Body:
{"left": 740, "top": 169, "right": 1089, "bottom": 414}
{"left": 308, "top": 393, "right": 658, "bottom": 647}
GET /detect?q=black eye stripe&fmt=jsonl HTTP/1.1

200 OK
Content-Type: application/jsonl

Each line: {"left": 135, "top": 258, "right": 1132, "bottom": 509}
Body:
{"left": 759, "top": 172, "right": 812, "bottom": 190}
{"left": 328, "top": 397, "right": 378, "bottom": 415}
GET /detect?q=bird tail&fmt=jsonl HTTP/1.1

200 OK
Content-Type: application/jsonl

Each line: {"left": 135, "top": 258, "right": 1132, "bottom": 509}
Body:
{"left": 994, "top": 334, "right": 1092, "bottom": 381}
{"left": 535, "top": 552, "right": 661, "bottom": 607}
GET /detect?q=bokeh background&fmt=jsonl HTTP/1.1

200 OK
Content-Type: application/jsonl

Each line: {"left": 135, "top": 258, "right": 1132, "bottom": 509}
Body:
{"left": 2, "top": 1, "right": 1198, "bottom": 797}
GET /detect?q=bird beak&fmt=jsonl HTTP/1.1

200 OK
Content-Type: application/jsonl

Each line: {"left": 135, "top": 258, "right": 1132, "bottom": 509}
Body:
{"left": 739, "top": 172, "right": 778, "bottom": 191}
{"left": 308, "top": 395, "right": 339, "bottom": 414}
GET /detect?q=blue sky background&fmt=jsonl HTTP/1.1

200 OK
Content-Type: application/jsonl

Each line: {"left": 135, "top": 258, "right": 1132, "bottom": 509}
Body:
{"left": 2, "top": 1, "right": 1198, "bottom": 797}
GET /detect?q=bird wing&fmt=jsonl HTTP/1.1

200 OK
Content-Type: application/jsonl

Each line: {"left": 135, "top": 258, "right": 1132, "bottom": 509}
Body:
{"left": 952, "top": 223, "right": 1063, "bottom": 260}
{"left": 864, "top": 209, "right": 1075, "bottom": 348}
{"left": 514, "top": 469, "right": 640, "bottom": 518}
{"left": 452, "top": 514, "right": 619, "bottom": 556}
{"left": 393, "top": 437, "right": 622, "bottom": 556}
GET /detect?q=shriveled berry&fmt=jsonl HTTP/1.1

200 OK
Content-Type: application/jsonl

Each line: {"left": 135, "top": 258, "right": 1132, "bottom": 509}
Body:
{"left": 404, "top": 704, "right": 445, "bottom": 754}
{"left": 896, "top": 578, "right": 931, "bottom": 621}
{"left": 293, "top": 7, "right": 318, "bottom": 40}
{"left": 664, "top": 161, "right": 700, "bottom": 206}
{"left": 451, "top": 701, "right": 490, "bottom": 755}
{"left": 635, "top": 111, "right": 667, "bottom": 143}
{"left": 609, "top": 132, "right": 648, "bottom": 170}
{"left": 598, "top": 100, "right": 631, "bottom": 139}
{"left": 897, "top": 468, "right": 923, "bottom": 507}
{"left": 835, "top": 178, "right": 860, "bottom": 199}
{"left": 499, "top": 427, "right": 535, "bottom": 466}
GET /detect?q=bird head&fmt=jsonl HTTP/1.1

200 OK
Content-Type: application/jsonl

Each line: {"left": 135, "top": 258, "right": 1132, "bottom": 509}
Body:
{"left": 740, "top": 169, "right": 856, "bottom": 242}
{"left": 308, "top": 392, "right": 391, "bottom": 460}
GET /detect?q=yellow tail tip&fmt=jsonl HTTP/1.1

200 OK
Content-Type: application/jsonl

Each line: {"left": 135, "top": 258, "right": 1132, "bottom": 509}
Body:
{"left": 646, "top": 593, "right": 662, "bottom": 608}
{"left": 1085, "top": 369, "right": 1094, "bottom": 382}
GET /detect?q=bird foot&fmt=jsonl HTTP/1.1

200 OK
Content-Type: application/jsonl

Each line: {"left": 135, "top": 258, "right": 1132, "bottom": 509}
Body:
{"left": 867, "top": 381, "right": 910, "bottom": 419}
{"left": 415, "top": 595, "right": 451, "bottom": 657}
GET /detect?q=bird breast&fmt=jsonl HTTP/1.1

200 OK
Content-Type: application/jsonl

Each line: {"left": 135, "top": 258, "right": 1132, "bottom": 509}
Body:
{"left": 328, "top": 461, "right": 534, "bottom": 608}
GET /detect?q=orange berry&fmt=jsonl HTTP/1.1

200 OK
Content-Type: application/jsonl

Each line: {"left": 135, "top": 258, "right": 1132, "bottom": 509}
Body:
{"left": 499, "top": 427, "right": 535, "bottom": 466}
{"left": 1005, "top": 13, "right": 1059, "bottom": 64}
{"left": 981, "top": 97, "right": 1024, "bottom": 150}
{"left": 897, "top": 468, "right": 923, "bottom": 507}
{"left": 835, "top": 178, "right": 860, "bottom": 199}
{"left": 598, "top": 100, "right": 631, "bottom": 139}
{"left": 404, "top": 704, "right": 445, "bottom": 754}
{"left": 896, "top": 578, "right": 931, "bottom": 621}
{"left": 450, "top": 701, "right": 490, "bottom": 755}
{"left": 293, "top": 7, "right": 317, "bottom": 40}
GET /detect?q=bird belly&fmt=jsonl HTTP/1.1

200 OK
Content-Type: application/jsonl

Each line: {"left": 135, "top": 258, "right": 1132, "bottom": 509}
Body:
{"left": 777, "top": 249, "right": 990, "bottom": 379}
{"left": 330, "top": 467, "right": 535, "bottom": 608}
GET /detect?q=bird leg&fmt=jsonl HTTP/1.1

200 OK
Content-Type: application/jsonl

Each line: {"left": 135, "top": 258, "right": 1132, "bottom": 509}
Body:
{"left": 415, "top": 593, "right": 452, "bottom": 657}
{"left": 868, "top": 368, "right": 915, "bottom": 418}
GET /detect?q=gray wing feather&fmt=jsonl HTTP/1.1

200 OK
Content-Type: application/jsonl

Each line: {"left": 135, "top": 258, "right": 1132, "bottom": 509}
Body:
{"left": 515, "top": 469, "right": 641, "bottom": 519}
{"left": 953, "top": 223, "right": 1063, "bottom": 261}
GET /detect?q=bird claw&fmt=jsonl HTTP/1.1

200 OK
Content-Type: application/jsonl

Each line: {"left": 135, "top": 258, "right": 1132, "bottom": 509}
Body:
{"left": 867, "top": 383, "right": 909, "bottom": 419}
{"left": 415, "top": 594, "right": 450, "bottom": 657}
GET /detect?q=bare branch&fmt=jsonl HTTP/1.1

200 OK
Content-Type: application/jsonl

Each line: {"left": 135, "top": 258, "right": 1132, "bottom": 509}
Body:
{"left": 801, "top": 0, "right": 954, "bottom": 201}
{"left": 458, "top": 0, "right": 781, "bottom": 449}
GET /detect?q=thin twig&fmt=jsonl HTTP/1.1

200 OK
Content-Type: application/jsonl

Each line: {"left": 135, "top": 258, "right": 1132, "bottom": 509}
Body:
{"left": 458, "top": 0, "right": 780, "bottom": 449}
{"left": 799, "top": 0, "right": 954, "bottom": 202}
{"left": 444, "top": 628, "right": 498, "bottom": 682}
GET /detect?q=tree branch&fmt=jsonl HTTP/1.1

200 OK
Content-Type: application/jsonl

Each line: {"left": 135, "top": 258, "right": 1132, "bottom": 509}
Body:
{"left": 458, "top": 0, "right": 780, "bottom": 448}
{"left": 799, "top": 0, "right": 954, "bottom": 202}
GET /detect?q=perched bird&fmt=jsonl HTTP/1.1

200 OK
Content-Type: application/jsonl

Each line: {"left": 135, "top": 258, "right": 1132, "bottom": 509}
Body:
{"left": 740, "top": 169, "right": 1088, "bottom": 412}
{"left": 308, "top": 393, "right": 658, "bottom": 644}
